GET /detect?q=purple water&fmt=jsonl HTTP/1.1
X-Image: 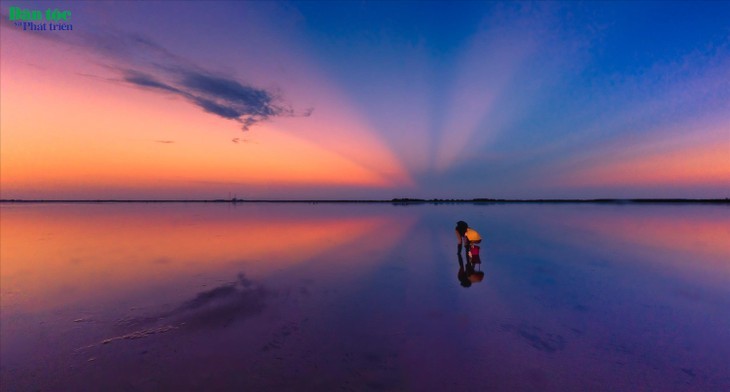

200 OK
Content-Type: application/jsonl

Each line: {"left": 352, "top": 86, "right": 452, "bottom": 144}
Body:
{"left": 1, "top": 202, "right": 729, "bottom": 390}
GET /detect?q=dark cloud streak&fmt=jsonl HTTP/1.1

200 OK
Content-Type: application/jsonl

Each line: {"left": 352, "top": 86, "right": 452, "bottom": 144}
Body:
{"left": 11, "top": 20, "right": 308, "bottom": 132}
{"left": 121, "top": 68, "right": 297, "bottom": 130}
{"left": 181, "top": 73, "right": 276, "bottom": 116}
{"left": 123, "top": 71, "right": 181, "bottom": 93}
{"left": 193, "top": 96, "right": 245, "bottom": 120}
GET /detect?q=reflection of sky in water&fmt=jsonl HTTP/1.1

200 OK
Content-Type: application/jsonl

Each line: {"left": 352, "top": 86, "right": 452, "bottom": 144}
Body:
{"left": 1, "top": 203, "right": 728, "bottom": 390}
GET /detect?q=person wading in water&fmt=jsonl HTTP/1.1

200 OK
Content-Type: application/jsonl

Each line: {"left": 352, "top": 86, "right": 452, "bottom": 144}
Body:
{"left": 455, "top": 220, "right": 482, "bottom": 259}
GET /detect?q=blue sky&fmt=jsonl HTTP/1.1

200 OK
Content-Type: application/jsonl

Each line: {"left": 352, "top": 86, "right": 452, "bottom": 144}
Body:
{"left": 1, "top": 1, "right": 728, "bottom": 199}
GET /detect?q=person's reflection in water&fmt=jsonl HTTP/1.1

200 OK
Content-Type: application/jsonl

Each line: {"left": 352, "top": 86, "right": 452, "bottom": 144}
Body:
{"left": 457, "top": 253, "right": 484, "bottom": 288}
{"left": 457, "top": 253, "right": 472, "bottom": 287}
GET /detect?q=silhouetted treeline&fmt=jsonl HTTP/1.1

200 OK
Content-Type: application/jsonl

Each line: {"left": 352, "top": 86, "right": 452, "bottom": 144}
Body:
{"left": 1, "top": 198, "right": 728, "bottom": 205}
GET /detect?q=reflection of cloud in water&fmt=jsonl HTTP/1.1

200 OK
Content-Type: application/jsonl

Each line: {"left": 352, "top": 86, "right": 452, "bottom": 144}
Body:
{"left": 501, "top": 322, "right": 566, "bottom": 353}
{"left": 166, "top": 273, "right": 267, "bottom": 328}
{"left": 112, "top": 273, "right": 267, "bottom": 341}
{"left": 79, "top": 273, "right": 266, "bottom": 350}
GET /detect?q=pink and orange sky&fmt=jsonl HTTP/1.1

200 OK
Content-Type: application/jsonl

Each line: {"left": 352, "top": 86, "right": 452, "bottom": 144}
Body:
{"left": 1, "top": 1, "right": 728, "bottom": 199}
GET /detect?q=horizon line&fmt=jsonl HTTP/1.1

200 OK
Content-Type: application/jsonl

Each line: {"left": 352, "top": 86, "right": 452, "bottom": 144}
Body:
{"left": 1, "top": 198, "right": 728, "bottom": 205}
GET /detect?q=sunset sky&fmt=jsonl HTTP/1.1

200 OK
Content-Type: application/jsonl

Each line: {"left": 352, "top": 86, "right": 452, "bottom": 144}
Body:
{"left": 1, "top": 1, "right": 728, "bottom": 200}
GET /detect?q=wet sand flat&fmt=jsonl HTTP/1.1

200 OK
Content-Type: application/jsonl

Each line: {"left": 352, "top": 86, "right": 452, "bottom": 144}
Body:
{"left": 1, "top": 202, "right": 729, "bottom": 391}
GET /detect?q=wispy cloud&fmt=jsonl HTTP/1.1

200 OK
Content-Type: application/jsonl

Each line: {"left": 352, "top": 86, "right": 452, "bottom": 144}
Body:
{"left": 8, "top": 19, "right": 309, "bottom": 131}
{"left": 122, "top": 68, "right": 300, "bottom": 130}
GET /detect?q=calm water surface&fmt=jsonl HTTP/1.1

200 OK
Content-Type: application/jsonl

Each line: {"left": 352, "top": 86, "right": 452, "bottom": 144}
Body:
{"left": 1, "top": 202, "right": 729, "bottom": 391}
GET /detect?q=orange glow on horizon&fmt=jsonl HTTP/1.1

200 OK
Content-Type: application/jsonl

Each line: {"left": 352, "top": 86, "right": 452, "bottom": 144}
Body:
{"left": 561, "top": 137, "right": 730, "bottom": 189}
{"left": 0, "top": 30, "right": 412, "bottom": 199}
{"left": 0, "top": 74, "right": 392, "bottom": 197}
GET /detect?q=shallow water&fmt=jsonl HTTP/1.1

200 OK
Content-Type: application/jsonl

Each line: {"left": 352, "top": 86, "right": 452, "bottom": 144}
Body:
{"left": 1, "top": 202, "right": 729, "bottom": 391}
